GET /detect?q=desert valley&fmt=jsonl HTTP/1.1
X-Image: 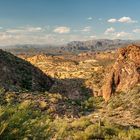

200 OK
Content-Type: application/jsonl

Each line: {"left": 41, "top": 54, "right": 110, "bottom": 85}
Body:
{"left": 0, "top": 40, "right": 140, "bottom": 139}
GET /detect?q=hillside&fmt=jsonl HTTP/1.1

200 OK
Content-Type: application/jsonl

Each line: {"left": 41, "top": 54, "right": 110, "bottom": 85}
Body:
{"left": 0, "top": 49, "right": 53, "bottom": 91}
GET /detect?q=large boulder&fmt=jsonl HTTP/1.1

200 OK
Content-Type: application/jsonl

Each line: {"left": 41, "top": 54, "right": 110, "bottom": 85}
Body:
{"left": 0, "top": 49, "right": 53, "bottom": 91}
{"left": 101, "top": 45, "right": 140, "bottom": 101}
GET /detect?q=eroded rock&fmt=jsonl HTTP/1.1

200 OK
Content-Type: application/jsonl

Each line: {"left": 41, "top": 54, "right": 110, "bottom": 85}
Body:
{"left": 102, "top": 45, "right": 140, "bottom": 101}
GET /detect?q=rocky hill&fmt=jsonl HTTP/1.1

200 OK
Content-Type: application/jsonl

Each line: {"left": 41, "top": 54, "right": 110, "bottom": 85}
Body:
{"left": 101, "top": 44, "right": 140, "bottom": 101}
{"left": 0, "top": 49, "right": 53, "bottom": 91}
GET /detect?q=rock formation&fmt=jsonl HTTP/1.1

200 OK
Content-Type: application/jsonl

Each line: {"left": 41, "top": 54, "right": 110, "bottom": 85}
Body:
{"left": 0, "top": 49, "right": 53, "bottom": 91}
{"left": 102, "top": 45, "right": 140, "bottom": 101}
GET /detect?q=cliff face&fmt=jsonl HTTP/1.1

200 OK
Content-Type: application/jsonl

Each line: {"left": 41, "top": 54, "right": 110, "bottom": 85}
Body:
{"left": 0, "top": 49, "right": 53, "bottom": 91}
{"left": 102, "top": 45, "right": 140, "bottom": 101}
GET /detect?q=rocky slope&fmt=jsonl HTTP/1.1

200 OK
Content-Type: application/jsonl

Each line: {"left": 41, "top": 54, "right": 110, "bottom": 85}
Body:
{"left": 0, "top": 49, "right": 53, "bottom": 91}
{"left": 101, "top": 45, "right": 140, "bottom": 101}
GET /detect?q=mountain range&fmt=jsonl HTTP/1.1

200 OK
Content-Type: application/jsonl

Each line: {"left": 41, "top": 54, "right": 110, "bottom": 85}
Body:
{"left": 62, "top": 39, "right": 139, "bottom": 52}
{"left": 2, "top": 39, "right": 140, "bottom": 55}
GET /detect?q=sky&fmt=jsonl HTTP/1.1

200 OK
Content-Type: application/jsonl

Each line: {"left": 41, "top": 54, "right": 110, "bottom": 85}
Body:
{"left": 0, "top": 0, "right": 140, "bottom": 45}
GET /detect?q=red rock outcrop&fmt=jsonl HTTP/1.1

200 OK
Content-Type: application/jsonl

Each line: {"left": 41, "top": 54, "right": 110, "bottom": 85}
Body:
{"left": 102, "top": 45, "right": 140, "bottom": 101}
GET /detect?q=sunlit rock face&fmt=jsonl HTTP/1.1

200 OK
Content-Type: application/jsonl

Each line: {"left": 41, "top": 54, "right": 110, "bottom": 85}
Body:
{"left": 102, "top": 45, "right": 140, "bottom": 101}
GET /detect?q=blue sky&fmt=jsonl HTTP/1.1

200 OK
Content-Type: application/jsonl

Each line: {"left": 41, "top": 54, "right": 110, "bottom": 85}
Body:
{"left": 0, "top": 0, "right": 140, "bottom": 45}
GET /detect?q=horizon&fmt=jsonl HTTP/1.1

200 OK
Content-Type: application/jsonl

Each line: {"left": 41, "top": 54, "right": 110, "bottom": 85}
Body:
{"left": 0, "top": 38, "right": 138, "bottom": 48}
{"left": 0, "top": 0, "right": 140, "bottom": 45}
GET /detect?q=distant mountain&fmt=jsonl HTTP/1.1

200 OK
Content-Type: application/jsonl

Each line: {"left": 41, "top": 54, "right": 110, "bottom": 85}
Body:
{"left": 61, "top": 39, "right": 137, "bottom": 52}
{"left": 2, "top": 39, "right": 140, "bottom": 55}
{"left": 3, "top": 44, "right": 61, "bottom": 55}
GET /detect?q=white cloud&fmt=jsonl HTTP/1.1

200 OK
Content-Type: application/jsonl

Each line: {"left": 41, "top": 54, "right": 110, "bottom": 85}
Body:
{"left": 0, "top": 33, "right": 12, "bottom": 40}
{"left": 104, "top": 27, "right": 131, "bottom": 38}
{"left": 108, "top": 16, "right": 137, "bottom": 23}
{"left": 87, "top": 17, "right": 93, "bottom": 20}
{"left": 53, "top": 26, "right": 70, "bottom": 34}
{"left": 6, "top": 26, "right": 43, "bottom": 33}
{"left": 108, "top": 18, "right": 117, "bottom": 23}
{"left": 104, "top": 27, "right": 115, "bottom": 35}
{"left": 0, "top": 26, "right": 91, "bottom": 45}
{"left": 133, "top": 28, "right": 140, "bottom": 33}
{"left": 6, "top": 29, "right": 24, "bottom": 33}
{"left": 0, "top": 30, "right": 95, "bottom": 46}
{"left": 115, "top": 31, "right": 131, "bottom": 38}
{"left": 63, "top": 34, "right": 90, "bottom": 42}
{"left": 118, "top": 17, "right": 137, "bottom": 23}
{"left": 0, "top": 26, "right": 53, "bottom": 45}
{"left": 0, "top": 32, "right": 58, "bottom": 45}
{"left": 81, "top": 26, "right": 91, "bottom": 32}
{"left": 26, "top": 27, "right": 42, "bottom": 32}
{"left": 89, "top": 35, "right": 97, "bottom": 39}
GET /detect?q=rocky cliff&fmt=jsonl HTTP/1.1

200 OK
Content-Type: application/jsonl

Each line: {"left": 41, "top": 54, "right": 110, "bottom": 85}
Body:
{"left": 102, "top": 45, "right": 140, "bottom": 101}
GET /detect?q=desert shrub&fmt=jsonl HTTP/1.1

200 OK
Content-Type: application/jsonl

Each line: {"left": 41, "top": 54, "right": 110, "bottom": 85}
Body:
{"left": 82, "top": 96, "right": 103, "bottom": 111}
{"left": 118, "top": 129, "right": 140, "bottom": 140}
{"left": 0, "top": 89, "right": 140, "bottom": 140}
{"left": 71, "top": 117, "right": 92, "bottom": 130}
{"left": 107, "top": 92, "right": 125, "bottom": 109}
{"left": 0, "top": 105, "right": 140, "bottom": 140}
{"left": 72, "top": 131, "right": 86, "bottom": 140}
{"left": 84, "top": 124, "right": 103, "bottom": 139}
